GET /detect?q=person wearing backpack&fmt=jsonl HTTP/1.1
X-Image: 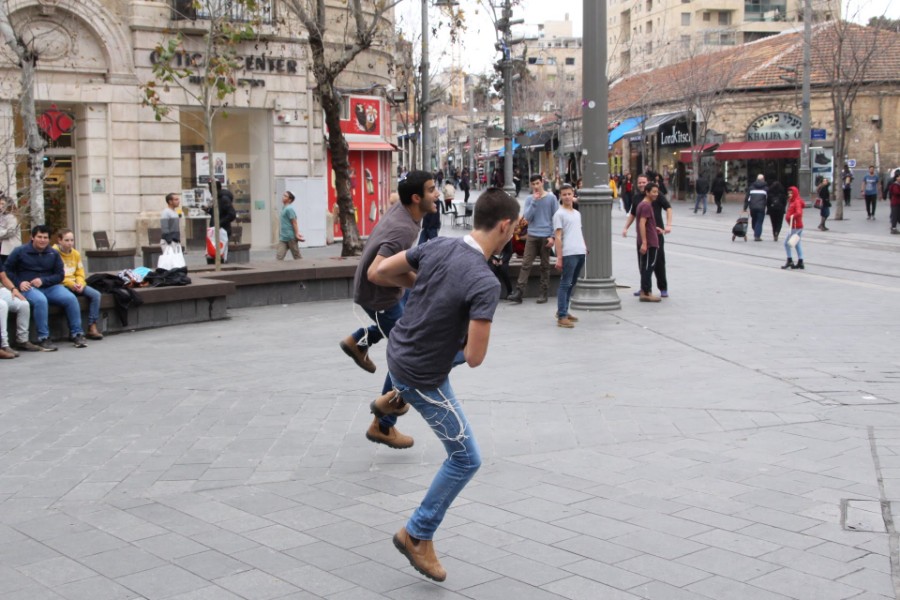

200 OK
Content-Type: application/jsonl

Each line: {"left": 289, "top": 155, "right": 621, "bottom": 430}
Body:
{"left": 767, "top": 176, "right": 787, "bottom": 242}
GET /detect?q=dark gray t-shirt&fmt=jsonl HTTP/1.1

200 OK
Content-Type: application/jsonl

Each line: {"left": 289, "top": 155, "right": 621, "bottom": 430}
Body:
{"left": 387, "top": 237, "right": 500, "bottom": 389}
{"left": 353, "top": 202, "right": 421, "bottom": 310}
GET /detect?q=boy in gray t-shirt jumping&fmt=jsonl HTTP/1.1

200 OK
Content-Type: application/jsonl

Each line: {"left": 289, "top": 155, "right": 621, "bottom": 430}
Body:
{"left": 373, "top": 188, "right": 521, "bottom": 582}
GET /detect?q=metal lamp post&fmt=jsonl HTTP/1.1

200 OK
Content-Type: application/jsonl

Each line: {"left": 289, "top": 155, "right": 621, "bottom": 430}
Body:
{"left": 571, "top": 0, "right": 620, "bottom": 310}
{"left": 421, "top": 0, "right": 458, "bottom": 174}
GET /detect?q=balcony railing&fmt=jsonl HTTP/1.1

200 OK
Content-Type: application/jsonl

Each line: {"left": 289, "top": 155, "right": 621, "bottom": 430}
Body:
{"left": 171, "top": 0, "right": 274, "bottom": 24}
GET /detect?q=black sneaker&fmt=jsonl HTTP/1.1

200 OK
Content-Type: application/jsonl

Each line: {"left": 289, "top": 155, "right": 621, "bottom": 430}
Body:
{"left": 15, "top": 340, "right": 43, "bottom": 352}
{"left": 37, "top": 339, "right": 58, "bottom": 352}
{"left": 71, "top": 334, "right": 88, "bottom": 348}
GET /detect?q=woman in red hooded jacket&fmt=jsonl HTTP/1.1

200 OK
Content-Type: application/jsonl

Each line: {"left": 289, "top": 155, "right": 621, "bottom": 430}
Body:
{"left": 782, "top": 186, "right": 805, "bottom": 270}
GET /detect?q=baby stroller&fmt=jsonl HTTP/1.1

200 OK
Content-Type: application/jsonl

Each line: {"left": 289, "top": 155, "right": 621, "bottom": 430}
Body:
{"left": 731, "top": 214, "right": 749, "bottom": 242}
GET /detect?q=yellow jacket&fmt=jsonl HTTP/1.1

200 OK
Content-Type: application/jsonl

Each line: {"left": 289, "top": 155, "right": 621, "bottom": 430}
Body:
{"left": 609, "top": 178, "right": 618, "bottom": 198}
{"left": 52, "top": 245, "right": 87, "bottom": 289}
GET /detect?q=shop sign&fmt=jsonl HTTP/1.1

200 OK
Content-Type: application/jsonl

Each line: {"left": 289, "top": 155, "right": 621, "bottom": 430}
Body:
{"left": 37, "top": 105, "right": 75, "bottom": 141}
{"left": 811, "top": 128, "right": 826, "bottom": 140}
{"left": 196, "top": 152, "right": 226, "bottom": 185}
{"left": 341, "top": 96, "right": 383, "bottom": 136}
{"left": 746, "top": 112, "right": 802, "bottom": 141}
{"left": 149, "top": 51, "right": 299, "bottom": 74}
{"left": 658, "top": 120, "right": 692, "bottom": 146}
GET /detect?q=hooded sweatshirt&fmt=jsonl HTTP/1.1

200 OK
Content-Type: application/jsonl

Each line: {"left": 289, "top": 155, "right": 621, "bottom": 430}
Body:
{"left": 785, "top": 186, "right": 805, "bottom": 230}
{"left": 744, "top": 179, "right": 768, "bottom": 212}
{"left": 53, "top": 244, "right": 87, "bottom": 290}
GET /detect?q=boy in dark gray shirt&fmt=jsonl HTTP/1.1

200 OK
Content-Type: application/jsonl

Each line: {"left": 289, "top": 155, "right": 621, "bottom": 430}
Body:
{"left": 373, "top": 188, "right": 521, "bottom": 582}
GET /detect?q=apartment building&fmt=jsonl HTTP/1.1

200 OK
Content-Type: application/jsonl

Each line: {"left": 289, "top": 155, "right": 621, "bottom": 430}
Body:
{"left": 608, "top": 0, "right": 839, "bottom": 77}
{"left": 523, "top": 15, "right": 583, "bottom": 112}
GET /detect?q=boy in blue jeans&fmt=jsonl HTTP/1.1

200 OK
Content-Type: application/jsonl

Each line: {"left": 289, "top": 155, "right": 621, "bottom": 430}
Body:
{"left": 552, "top": 184, "right": 586, "bottom": 328}
{"left": 372, "top": 188, "right": 520, "bottom": 581}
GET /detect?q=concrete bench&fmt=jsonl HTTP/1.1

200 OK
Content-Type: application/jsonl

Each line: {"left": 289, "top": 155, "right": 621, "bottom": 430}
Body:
{"left": 84, "top": 248, "right": 137, "bottom": 272}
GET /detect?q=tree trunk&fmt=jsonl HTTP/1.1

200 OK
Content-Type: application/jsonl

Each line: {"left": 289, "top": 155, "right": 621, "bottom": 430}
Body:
{"left": 20, "top": 55, "right": 45, "bottom": 226}
{"left": 320, "top": 86, "right": 362, "bottom": 256}
{"left": 206, "top": 113, "right": 222, "bottom": 270}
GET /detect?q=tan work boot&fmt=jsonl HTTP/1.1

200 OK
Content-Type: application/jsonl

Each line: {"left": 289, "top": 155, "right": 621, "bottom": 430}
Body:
{"left": 557, "top": 317, "right": 575, "bottom": 329}
{"left": 86, "top": 323, "right": 104, "bottom": 340}
{"left": 370, "top": 390, "right": 410, "bottom": 418}
{"left": 554, "top": 312, "right": 578, "bottom": 322}
{"left": 366, "top": 417, "right": 414, "bottom": 449}
{"left": 340, "top": 336, "right": 376, "bottom": 373}
{"left": 639, "top": 291, "right": 661, "bottom": 303}
{"left": 393, "top": 528, "right": 447, "bottom": 582}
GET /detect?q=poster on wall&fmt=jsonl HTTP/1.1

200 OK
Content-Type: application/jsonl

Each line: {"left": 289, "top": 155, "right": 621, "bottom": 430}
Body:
{"left": 196, "top": 152, "right": 227, "bottom": 185}
{"left": 328, "top": 152, "right": 366, "bottom": 239}
{"left": 810, "top": 147, "right": 834, "bottom": 187}
{"left": 346, "top": 97, "right": 381, "bottom": 136}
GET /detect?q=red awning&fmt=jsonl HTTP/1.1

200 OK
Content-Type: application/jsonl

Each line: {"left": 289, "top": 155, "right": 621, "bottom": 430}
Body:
{"left": 713, "top": 140, "right": 801, "bottom": 160}
{"left": 347, "top": 141, "right": 397, "bottom": 152}
{"left": 678, "top": 144, "right": 719, "bottom": 163}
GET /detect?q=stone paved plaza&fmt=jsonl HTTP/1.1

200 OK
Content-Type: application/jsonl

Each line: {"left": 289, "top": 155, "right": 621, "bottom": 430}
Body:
{"left": 1, "top": 199, "right": 899, "bottom": 599}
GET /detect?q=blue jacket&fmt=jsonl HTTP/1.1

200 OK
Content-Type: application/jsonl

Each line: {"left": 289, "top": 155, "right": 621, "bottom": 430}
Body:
{"left": 4, "top": 242, "right": 64, "bottom": 287}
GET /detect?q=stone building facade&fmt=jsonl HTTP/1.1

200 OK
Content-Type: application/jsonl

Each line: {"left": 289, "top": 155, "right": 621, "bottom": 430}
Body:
{"left": 0, "top": 0, "right": 395, "bottom": 251}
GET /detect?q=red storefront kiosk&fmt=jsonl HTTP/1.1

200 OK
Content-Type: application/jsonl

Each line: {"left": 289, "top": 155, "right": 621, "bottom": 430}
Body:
{"left": 326, "top": 94, "right": 395, "bottom": 240}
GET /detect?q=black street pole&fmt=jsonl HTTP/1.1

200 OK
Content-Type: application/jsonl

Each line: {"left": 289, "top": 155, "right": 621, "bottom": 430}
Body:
{"left": 571, "top": 0, "right": 620, "bottom": 310}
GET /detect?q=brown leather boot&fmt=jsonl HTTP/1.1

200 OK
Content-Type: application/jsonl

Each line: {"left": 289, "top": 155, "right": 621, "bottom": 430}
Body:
{"left": 393, "top": 528, "right": 447, "bottom": 582}
{"left": 365, "top": 417, "right": 413, "bottom": 449}
{"left": 86, "top": 323, "right": 104, "bottom": 340}
{"left": 340, "top": 336, "right": 376, "bottom": 373}
{"left": 370, "top": 390, "right": 410, "bottom": 418}
{"left": 639, "top": 291, "right": 661, "bottom": 303}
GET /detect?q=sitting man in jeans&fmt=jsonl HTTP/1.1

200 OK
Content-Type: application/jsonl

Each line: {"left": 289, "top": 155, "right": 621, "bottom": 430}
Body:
{"left": 4, "top": 224, "right": 88, "bottom": 350}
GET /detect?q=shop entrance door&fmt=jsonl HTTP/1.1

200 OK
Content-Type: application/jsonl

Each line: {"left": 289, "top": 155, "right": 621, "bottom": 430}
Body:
{"left": 43, "top": 154, "right": 75, "bottom": 236}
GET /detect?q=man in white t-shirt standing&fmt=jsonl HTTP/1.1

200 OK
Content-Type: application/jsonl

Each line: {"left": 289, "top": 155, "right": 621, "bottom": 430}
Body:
{"left": 552, "top": 184, "right": 586, "bottom": 328}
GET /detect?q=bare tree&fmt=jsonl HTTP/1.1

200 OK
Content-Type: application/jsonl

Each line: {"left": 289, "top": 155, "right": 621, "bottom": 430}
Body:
{"left": 0, "top": 4, "right": 47, "bottom": 225}
{"left": 813, "top": 20, "right": 898, "bottom": 219}
{"left": 141, "top": 0, "right": 261, "bottom": 269}
{"left": 280, "top": 0, "right": 400, "bottom": 257}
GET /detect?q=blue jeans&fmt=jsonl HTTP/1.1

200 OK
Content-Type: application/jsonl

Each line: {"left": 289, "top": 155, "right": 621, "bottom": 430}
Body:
{"left": 418, "top": 228, "right": 439, "bottom": 245}
{"left": 784, "top": 228, "right": 803, "bottom": 260}
{"left": 353, "top": 301, "right": 405, "bottom": 428}
{"left": 694, "top": 193, "right": 708, "bottom": 213}
{"left": 390, "top": 373, "right": 481, "bottom": 540}
{"left": 557, "top": 254, "right": 585, "bottom": 318}
{"left": 23, "top": 284, "right": 83, "bottom": 340}
{"left": 750, "top": 208, "right": 766, "bottom": 239}
{"left": 76, "top": 285, "right": 101, "bottom": 325}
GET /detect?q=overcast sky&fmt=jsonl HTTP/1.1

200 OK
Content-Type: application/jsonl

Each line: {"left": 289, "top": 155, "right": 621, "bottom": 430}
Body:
{"left": 398, "top": 0, "right": 895, "bottom": 76}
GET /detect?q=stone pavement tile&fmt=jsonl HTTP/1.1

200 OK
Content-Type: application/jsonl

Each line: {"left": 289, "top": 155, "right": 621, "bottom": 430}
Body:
{"left": 837, "top": 568, "right": 895, "bottom": 597}
{"left": 0, "top": 565, "right": 39, "bottom": 594}
{"left": 495, "top": 518, "right": 580, "bottom": 546}
{"left": 243, "top": 524, "right": 317, "bottom": 550}
{"left": 733, "top": 505, "right": 824, "bottom": 532}
{"left": 738, "top": 523, "right": 822, "bottom": 550}
{"left": 542, "top": 575, "right": 643, "bottom": 600}
{"left": 385, "top": 580, "right": 471, "bottom": 599}
{"left": 499, "top": 497, "right": 584, "bottom": 522}
{"left": 460, "top": 577, "right": 569, "bottom": 600}
{"left": 42, "top": 529, "right": 130, "bottom": 558}
{"left": 177, "top": 549, "right": 253, "bottom": 580}
{"left": 305, "top": 519, "right": 389, "bottom": 550}
{"left": 53, "top": 575, "right": 140, "bottom": 600}
{"left": 751, "top": 567, "right": 866, "bottom": 600}
{"left": 450, "top": 502, "right": 522, "bottom": 527}
{"left": 213, "top": 568, "right": 300, "bottom": 600}
{"left": 16, "top": 555, "right": 97, "bottom": 588}
{"left": 760, "top": 546, "right": 860, "bottom": 579}
{"left": 57, "top": 482, "right": 119, "bottom": 503}
{"left": 802, "top": 522, "right": 882, "bottom": 549}
{"left": 629, "top": 581, "right": 715, "bottom": 600}
{"left": 134, "top": 532, "right": 209, "bottom": 560}
{"left": 331, "top": 502, "right": 406, "bottom": 527}
{"left": 417, "top": 555, "right": 502, "bottom": 592}
{"left": 75, "top": 508, "right": 167, "bottom": 542}
{"left": 126, "top": 503, "right": 217, "bottom": 537}
{"left": 480, "top": 554, "right": 570, "bottom": 587}
{"left": 561, "top": 558, "right": 651, "bottom": 590}
{"left": 610, "top": 528, "right": 707, "bottom": 560}
{"left": 1, "top": 585, "right": 67, "bottom": 600}
{"left": 848, "top": 551, "right": 892, "bottom": 574}
{"left": 616, "top": 554, "right": 711, "bottom": 588}
{"left": 79, "top": 545, "right": 166, "bottom": 578}
{"left": 569, "top": 497, "right": 645, "bottom": 521}
{"left": 689, "top": 528, "right": 781, "bottom": 557}
{"left": 216, "top": 514, "right": 276, "bottom": 534}
{"left": 552, "top": 535, "right": 643, "bottom": 564}
{"left": 267, "top": 505, "right": 344, "bottom": 531}
{"left": 446, "top": 521, "right": 524, "bottom": 548}
{"left": 686, "top": 575, "right": 794, "bottom": 600}
{"left": 330, "top": 559, "right": 423, "bottom": 593}
{"left": 12, "top": 513, "right": 93, "bottom": 541}
{"left": 552, "top": 513, "right": 643, "bottom": 541}
{"left": 625, "top": 512, "right": 713, "bottom": 538}
{"left": 0, "top": 538, "right": 61, "bottom": 568}
{"left": 203, "top": 488, "right": 300, "bottom": 516}
{"left": 437, "top": 532, "right": 511, "bottom": 564}
{"left": 673, "top": 506, "right": 756, "bottom": 531}
{"left": 230, "top": 546, "right": 307, "bottom": 575}
{"left": 328, "top": 587, "right": 393, "bottom": 600}
{"left": 677, "top": 547, "right": 780, "bottom": 581}
{"left": 116, "top": 564, "right": 209, "bottom": 600}
{"left": 355, "top": 491, "right": 421, "bottom": 513}
{"left": 501, "top": 538, "right": 584, "bottom": 568}
{"left": 284, "top": 540, "right": 369, "bottom": 571}
{"left": 190, "top": 527, "right": 259, "bottom": 554}
{"left": 163, "top": 585, "right": 245, "bottom": 600}
{"left": 279, "top": 565, "right": 357, "bottom": 597}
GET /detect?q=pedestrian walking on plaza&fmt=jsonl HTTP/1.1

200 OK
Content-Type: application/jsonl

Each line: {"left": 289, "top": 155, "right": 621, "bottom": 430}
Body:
{"left": 507, "top": 174, "right": 559, "bottom": 304}
{"left": 782, "top": 186, "right": 805, "bottom": 270}
{"left": 744, "top": 174, "right": 768, "bottom": 241}
{"left": 54, "top": 229, "right": 104, "bottom": 340}
{"left": 553, "top": 184, "right": 586, "bottom": 328}
{"left": 623, "top": 173, "right": 672, "bottom": 297}
{"left": 861, "top": 165, "right": 880, "bottom": 220}
{"left": 694, "top": 172, "right": 710, "bottom": 214}
{"left": 817, "top": 177, "right": 832, "bottom": 231}
{"left": 4, "top": 224, "right": 87, "bottom": 350}
{"left": 841, "top": 164, "right": 854, "bottom": 207}
{"left": 711, "top": 171, "right": 727, "bottom": 213}
{"left": 634, "top": 182, "right": 662, "bottom": 302}
{"left": 339, "top": 170, "right": 440, "bottom": 450}
{"left": 888, "top": 170, "right": 900, "bottom": 234}
{"left": 622, "top": 173, "right": 634, "bottom": 213}
{"left": 375, "top": 188, "right": 520, "bottom": 582}
{"left": 275, "top": 191, "right": 305, "bottom": 260}
{"left": 767, "top": 176, "right": 786, "bottom": 242}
